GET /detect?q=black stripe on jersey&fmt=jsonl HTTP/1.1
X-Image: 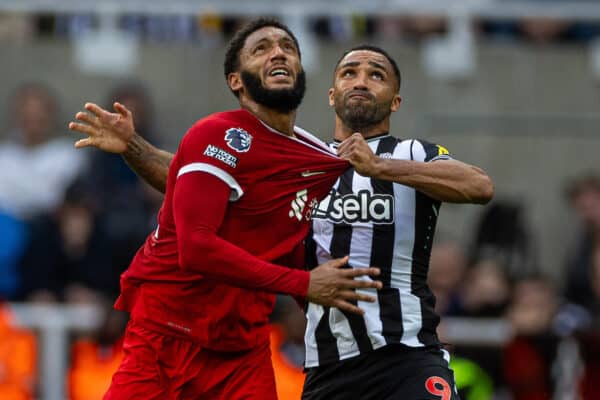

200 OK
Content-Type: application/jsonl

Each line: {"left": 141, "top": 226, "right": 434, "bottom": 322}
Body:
{"left": 329, "top": 167, "right": 354, "bottom": 258}
{"left": 371, "top": 136, "right": 397, "bottom": 286}
{"left": 315, "top": 307, "right": 340, "bottom": 364}
{"left": 305, "top": 227, "right": 319, "bottom": 271}
{"left": 372, "top": 136, "right": 404, "bottom": 341}
{"left": 411, "top": 191, "right": 441, "bottom": 345}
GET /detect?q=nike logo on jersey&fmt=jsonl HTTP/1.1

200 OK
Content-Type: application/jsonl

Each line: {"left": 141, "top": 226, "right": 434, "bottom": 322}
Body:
{"left": 301, "top": 171, "right": 326, "bottom": 177}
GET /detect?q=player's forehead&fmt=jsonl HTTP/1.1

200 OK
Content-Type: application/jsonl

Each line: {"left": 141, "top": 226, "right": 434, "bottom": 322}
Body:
{"left": 337, "top": 50, "right": 392, "bottom": 72}
{"left": 243, "top": 26, "right": 295, "bottom": 50}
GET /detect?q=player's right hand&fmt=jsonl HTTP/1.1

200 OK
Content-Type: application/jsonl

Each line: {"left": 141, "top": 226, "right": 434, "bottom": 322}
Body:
{"left": 68, "top": 102, "right": 135, "bottom": 154}
{"left": 306, "top": 256, "right": 383, "bottom": 315}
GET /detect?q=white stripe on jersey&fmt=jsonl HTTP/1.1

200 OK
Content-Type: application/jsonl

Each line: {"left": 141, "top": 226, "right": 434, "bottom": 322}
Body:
{"left": 391, "top": 141, "right": 424, "bottom": 347}
{"left": 177, "top": 162, "right": 243, "bottom": 201}
{"left": 304, "top": 302, "right": 325, "bottom": 367}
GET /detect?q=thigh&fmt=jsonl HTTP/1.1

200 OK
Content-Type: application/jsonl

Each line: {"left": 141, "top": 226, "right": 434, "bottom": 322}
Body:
{"left": 180, "top": 341, "right": 277, "bottom": 400}
{"left": 303, "top": 347, "right": 460, "bottom": 400}
{"left": 104, "top": 322, "right": 171, "bottom": 400}
{"left": 396, "top": 349, "right": 460, "bottom": 400}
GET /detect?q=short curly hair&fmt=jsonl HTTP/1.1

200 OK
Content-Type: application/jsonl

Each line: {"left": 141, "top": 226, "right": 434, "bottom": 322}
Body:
{"left": 223, "top": 17, "right": 301, "bottom": 97}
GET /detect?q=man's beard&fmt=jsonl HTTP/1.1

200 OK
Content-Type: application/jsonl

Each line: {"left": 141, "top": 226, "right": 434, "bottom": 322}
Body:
{"left": 334, "top": 91, "right": 391, "bottom": 132}
{"left": 241, "top": 69, "right": 306, "bottom": 113}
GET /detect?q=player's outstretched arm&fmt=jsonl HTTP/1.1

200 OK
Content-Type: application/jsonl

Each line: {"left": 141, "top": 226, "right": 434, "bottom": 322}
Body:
{"left": 337, "top": 133, "right": 494, "bottom": 204}
{"left": 174, "top": 173, "right": 382, "bottom": 316}
{"left": 307, "top": 257, "right": 383, "bottom": 315}
{"left": 68, "top": 102, "right": 173, "bottom": 193}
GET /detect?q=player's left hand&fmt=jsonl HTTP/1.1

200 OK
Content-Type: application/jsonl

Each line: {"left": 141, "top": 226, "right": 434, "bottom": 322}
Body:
{"left": 337, "top": 132, "right": 381, "bottom": 177}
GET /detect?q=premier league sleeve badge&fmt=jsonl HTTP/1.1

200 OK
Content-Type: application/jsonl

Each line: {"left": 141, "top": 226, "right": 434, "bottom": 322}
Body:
{"left": 225, "top": 127, "right": 253, "bottom": 153}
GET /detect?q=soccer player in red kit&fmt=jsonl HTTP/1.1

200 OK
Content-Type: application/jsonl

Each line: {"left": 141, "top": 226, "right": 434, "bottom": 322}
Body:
{"left": 69, "top": 19, "right": 382, "bottom": 400}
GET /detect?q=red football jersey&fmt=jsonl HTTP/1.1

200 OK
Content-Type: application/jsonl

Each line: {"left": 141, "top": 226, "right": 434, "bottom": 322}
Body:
{"left": 115, "top": 109, "right": 348, "bottom": 351}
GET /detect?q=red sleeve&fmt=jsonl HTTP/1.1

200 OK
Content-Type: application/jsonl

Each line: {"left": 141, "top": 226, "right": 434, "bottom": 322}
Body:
{"left": 173, "top": 171, "right": 310, "bottom": 297}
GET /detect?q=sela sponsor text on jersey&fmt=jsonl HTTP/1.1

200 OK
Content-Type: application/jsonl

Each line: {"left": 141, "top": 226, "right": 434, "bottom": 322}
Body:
{"left": 312, "top": 189, "right": 394, "bottom": 224}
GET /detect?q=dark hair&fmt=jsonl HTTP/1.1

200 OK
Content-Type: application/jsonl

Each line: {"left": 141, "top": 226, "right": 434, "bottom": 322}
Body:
{"left": 335, "top": 45, "right": 402, "bottom": 92}
{"left": 565, "top": 173, "right": 600, "bottom": 201}
{"left": 223, "top": 17, "right": 301, "bottom": 97}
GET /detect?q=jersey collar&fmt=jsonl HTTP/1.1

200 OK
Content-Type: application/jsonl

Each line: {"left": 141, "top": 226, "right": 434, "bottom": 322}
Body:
{"left": 332, "top": 132, "right": 391, "bottom": 144}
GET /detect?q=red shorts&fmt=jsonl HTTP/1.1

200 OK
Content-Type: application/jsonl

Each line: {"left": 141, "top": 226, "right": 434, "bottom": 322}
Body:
{"left": 104, "top": 319, "right": 277, "bottom": 400}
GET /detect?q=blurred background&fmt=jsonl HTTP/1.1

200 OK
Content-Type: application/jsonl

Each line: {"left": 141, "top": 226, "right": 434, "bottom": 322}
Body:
{"left": 0, "top": 0, "right": 599, "bottom": 399}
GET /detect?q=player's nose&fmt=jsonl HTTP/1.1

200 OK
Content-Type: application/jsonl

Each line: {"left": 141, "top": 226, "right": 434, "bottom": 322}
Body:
{"left": 352, "top": 71, "right": 369, "bottom": 90}
{"left": 269, "top": 44, "right": 287, "bottom": 60}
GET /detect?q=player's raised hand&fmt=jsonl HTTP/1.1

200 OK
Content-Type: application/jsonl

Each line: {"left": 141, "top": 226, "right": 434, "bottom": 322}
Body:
{"left": 307, "top": 256, "right": 383, "bottom": 315}
{"left": 337, "top": 132, "right": 381, "bottom": 177}
{"left": 68, "top": 102, "right": 135, "bottom": 154}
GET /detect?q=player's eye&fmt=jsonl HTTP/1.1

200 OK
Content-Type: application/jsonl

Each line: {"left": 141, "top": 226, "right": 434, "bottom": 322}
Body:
{"left": 254, "top": 44, "right": 267, "bottom": 53}
{"left": 282, "top": 42, "right": 296, "bottom": 52}
{"left": 342, "top": 69, "right": 355, "bottom": 78}
{"left": 372, "top": 71, "right": 384, "bottom": 80}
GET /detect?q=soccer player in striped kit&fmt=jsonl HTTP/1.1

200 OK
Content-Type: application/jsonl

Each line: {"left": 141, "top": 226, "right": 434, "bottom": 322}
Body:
{"left": 301, "top": 45, "right": 493, "bottom": 400}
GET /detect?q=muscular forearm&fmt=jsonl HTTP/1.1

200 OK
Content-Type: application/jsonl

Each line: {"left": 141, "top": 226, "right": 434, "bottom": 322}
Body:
{"left": 371, "top": 158, "right": 494, "bottom": 204}
{"left": 122, "top": 133, "right": 173, "bottom": 193}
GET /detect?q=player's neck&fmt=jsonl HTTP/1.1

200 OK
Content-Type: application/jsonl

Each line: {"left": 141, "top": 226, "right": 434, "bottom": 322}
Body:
{"left": 333, "top": 117, "right": 390, "bottom": 141}
{"left": 243, "top": 101, "right": 297, "bottom": 137}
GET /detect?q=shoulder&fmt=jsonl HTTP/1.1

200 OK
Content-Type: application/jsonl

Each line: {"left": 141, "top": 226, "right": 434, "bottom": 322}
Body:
{"left": 400, "top": 138, "right": 452, "bottom": 162}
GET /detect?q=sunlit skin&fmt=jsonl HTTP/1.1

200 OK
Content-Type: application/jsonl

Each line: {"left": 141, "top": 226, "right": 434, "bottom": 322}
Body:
{"left": 329, "top": 50, "right": 402, "bottom": 141}
{"left": 228, "top": 27, "right": 303, "bottom": 136}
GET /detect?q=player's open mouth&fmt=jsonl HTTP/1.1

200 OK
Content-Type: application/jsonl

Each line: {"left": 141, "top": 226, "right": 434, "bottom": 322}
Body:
{"left": 269, "top": 68, "right": 289, "bottom": 77}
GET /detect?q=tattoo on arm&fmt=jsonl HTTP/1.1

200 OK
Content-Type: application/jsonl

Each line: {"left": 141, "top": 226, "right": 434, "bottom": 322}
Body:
{"left": 122, "top": 133, "right": 173, "bottom": 194}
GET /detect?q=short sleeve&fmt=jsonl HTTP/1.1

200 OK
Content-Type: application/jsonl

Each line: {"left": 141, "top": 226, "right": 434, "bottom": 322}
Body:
{"left": 176, "top": 117, "right": 253, "bottom": 201}
{"left": 409, "top": 139, "right": 452, "bottom": 163}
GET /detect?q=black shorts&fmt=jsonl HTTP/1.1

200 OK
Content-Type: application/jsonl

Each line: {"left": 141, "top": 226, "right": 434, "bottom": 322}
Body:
{"left": 302, "top": 344, "right": 460, "bottom": 400}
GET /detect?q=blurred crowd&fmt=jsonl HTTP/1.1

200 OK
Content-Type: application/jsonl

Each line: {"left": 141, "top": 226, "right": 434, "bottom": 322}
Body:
{"left": 0, "top": 81, "right": 163, "bottom": 399}
{"left": 0, "top": 27, "right": 599, "bottom": 398}
{"left": 0, "top": 11, "right": 600, "bottom": 45}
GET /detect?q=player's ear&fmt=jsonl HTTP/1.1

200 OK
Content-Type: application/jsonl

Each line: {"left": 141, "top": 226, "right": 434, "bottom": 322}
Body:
{"left": 390, "top": 94, "right": 402, "bottom": 112}
{"left": 328, "top": 88, "right": 335, "bottom": 107}
{"left": 228, "top": 72, "right": 243, "bottom": 94}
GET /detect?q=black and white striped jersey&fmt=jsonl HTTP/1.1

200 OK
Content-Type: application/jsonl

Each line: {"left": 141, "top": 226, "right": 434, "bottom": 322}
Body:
{"left": 304, "top": 134, "right": 452, "bottom": 368}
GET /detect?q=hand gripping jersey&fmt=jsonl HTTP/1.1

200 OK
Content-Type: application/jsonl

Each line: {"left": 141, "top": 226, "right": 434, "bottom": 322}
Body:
{"left": 305, "top": 134, "right": 452, "bottom": 367}
{"left": 115, "top": 109, "right": 348, "bottom": 351}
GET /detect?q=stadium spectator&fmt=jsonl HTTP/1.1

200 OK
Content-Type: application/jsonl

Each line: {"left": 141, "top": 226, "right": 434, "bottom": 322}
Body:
{"left": 563, "top": 174, "right": 600, "bottom": 312}
{"left": 428, "top": 238, "right": 468, "bottom": 316}
{"left": 270, "top": 296, "right": 306, "bottom": 400}
{"left": 453, "top": 258, "right": 511, "bottom": 318}
{"left": 470, "top": 201, "right": 537, "bottom": 281}
{"left": 503, "top": 277, "right": 561, "bottom": 400}
{"left": 0, "top": 302, "right": 36, "bottom": 400}
{"left": 17, "top": 180, "right": 114, "bottom": 303}
{"left": 449, "top": 356, "right": 494, "bottom": 400}
{"left": 0, "top": 82, "right": 87, "bottom": 219}
{"left": 68, "top": 308, "right": 127, "bottom": 400}
{"left": 85, "top": 83, "right": 162, "bottom": 282}
{"left": 0, "top": 83, "right": 86, "bottom": 299}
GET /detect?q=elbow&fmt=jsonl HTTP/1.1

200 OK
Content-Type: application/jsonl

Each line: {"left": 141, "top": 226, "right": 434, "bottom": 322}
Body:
{"left": 178, "top": 243, "right": 196, "bottom": 272}
{"left": 178, "top": 234, "right": 212, "bottom": 273}
{"left": 474, "top": 175, "right": 494, "bottom": 204}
